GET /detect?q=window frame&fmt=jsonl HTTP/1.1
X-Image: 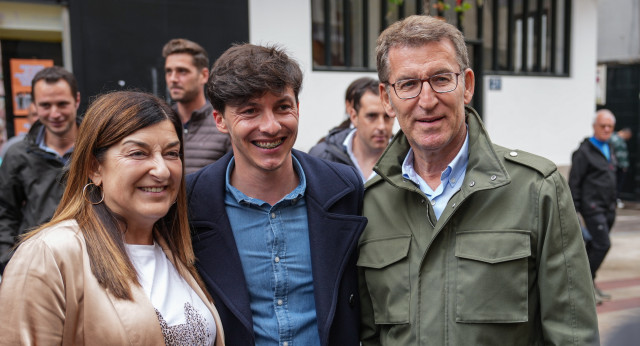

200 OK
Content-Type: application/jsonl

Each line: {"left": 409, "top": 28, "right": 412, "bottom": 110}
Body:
{"left": 311, "top": 0, "right": 571, "bottom": 77}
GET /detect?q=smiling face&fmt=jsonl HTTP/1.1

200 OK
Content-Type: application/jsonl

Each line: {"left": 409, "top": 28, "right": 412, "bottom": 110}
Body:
{"left": 90, "top": 120, "right": 182, "bottom": 236}
{"left": 33, "top": 79, "right": 79, "bottom": 140}
{"left": 351, "top": 91, "right": 394, "bottom": 153}
{"left": 381, "top": 40, "right": 474, "bottom": 159}
{"left": 165, "top": 53, "right": 208, "bottom": 104}
{"left": 214, "top": 86, "right": 299, "bottom": 177}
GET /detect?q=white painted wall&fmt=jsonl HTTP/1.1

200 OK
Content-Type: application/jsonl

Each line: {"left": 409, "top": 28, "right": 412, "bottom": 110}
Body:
{"left": 249, "top": 0, "right": 599, "bottom": 167}
{"left": 483, "top": 1, "right": 598, "bottom": 167}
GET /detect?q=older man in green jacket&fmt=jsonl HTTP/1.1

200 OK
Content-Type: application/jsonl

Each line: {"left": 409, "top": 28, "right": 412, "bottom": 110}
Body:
{"left": 358, "top": 15, "right": 599, "bottom": 345}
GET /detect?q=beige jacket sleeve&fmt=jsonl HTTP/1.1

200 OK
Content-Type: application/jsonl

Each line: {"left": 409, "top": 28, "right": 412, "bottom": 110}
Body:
{"left": 0, "top": 227, "right": 81, "bottom": 345}
{"left": 0, "top": 221, "right": 225, "bottom": 345}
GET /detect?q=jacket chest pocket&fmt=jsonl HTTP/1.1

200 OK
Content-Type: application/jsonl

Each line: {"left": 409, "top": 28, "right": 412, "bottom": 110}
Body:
{"left": 454, "top": 231, "right": 530, "bottom": 323}
{"left": 357, "top": 235, "right": 411, "bottom": 324}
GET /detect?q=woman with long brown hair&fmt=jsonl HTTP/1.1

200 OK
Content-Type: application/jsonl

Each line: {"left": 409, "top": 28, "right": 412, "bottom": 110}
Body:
{"left": 0, "top": 91, "right": 224, "bottom": 345}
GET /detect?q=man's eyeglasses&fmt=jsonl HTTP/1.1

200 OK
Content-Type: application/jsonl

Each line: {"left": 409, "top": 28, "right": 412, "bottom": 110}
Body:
{"left": 390, "top": 72, "right": 461, "bottom": 99}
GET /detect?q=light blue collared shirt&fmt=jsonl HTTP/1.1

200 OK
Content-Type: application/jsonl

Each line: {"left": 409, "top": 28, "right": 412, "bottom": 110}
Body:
{"left": 36, "top": 126, "right": 73, "bottom": 165}
{"left": 224, "top": 156, "right": 320, "bottom": 346}
{"left": 402, "top": 131, "right": 469, "bottom": 219}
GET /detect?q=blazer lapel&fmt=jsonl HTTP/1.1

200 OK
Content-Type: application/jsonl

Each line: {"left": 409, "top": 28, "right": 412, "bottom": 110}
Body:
{"left": 188, "top": 156, "right": 254, "bottom": 336}
{"left": 107, "top": 283, "right": 165, "bottom": 345}
{"left": 296, "top": 151, "right": 367, "bottom": 342}
{"left": 307, "top": 205, "right": 365, "bottom": 340}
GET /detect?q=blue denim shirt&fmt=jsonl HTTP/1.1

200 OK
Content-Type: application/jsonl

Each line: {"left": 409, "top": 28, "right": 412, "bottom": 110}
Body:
{"left": 224, "top": 156, "right": 320, "bottom": 346}
{"left": 402, "top": 131, "right": 469, "bottom": 219}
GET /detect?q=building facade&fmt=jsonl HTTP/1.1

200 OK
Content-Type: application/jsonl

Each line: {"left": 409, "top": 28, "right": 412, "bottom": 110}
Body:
{"left": 3, "top": 0, "right": 610, "bottom": 196}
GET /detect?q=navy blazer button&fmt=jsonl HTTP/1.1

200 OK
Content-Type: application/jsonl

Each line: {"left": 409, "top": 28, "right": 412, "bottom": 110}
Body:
{"left": 349, "top": 294, "right": 356, "bottom": 308}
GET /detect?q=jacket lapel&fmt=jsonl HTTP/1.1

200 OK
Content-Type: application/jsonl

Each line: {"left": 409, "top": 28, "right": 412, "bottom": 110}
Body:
{"left": 107, "top": 283, "right": 165, "bottom": 345}
{"left": 296, "top": 151, "right": 367, "bottom": 342}
{"left": 188, "top": 153, "right": 254, "bottom": 336}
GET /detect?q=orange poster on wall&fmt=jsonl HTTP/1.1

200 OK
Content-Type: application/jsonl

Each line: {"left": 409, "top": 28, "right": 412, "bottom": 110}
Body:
{"left": 10, "top": 59, "right": 54, "bottom": 116}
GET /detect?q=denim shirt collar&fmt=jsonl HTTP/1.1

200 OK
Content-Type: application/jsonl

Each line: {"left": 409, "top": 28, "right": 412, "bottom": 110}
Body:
{"left": 225, "top": 155, "right": 307, "bottom": 206}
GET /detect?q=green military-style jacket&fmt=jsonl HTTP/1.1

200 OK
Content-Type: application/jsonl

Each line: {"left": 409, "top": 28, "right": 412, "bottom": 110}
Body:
{"left": 358, "top": 108, "right": 599, "bottom": 345}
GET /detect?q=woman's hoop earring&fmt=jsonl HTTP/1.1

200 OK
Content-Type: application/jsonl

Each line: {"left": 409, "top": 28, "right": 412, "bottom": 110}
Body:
{"left": 83, "top": 183, "right": 104, "bottom": 205}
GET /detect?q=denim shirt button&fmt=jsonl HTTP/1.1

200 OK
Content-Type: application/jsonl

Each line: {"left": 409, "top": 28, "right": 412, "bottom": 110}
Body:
{"left": 349, "top": 293, "right": 356, "bottom": 308}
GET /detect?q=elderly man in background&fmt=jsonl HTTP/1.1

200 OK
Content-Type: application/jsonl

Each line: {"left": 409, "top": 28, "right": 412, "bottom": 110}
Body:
{"left": 569, "top": 109, "right": 618, "bottom": 303}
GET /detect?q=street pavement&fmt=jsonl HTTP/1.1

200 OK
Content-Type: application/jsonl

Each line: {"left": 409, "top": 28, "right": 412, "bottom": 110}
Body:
{"left": 595, "top": 202, "right": 640, "bottom": 345}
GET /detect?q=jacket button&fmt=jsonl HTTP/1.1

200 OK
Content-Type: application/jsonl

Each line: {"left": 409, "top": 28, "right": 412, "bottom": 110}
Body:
{"left": 510, "top": 151, "right": 518, "bottom": 157}
{"left": 349, "top": 294, "right": 356, "bottom": 308}
{"left": 490, "top": 175, "right": 497, "bottom": 181}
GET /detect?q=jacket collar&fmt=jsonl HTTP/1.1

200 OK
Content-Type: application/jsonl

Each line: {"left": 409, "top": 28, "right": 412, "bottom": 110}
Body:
{"left": 371, "top": 107, "right": 511, "bottom": 227}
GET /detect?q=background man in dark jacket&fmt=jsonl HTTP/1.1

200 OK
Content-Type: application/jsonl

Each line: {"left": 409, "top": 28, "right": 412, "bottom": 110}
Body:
{"left": 309, "top": 77, "right": 394, "bottom": 182}
{"left": 0, "top": 66, "right": 80, "bottom": 273}
{"left": 163, "top": 38, "right": 230, "bottom": 173}
{"left": 187, "top": 43, "right": 367, "bottom": 345}
{"left": 569, "top": 108, "right": 618, "bottom": 302}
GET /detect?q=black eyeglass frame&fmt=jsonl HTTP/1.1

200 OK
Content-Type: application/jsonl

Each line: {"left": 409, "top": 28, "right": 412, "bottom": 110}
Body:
{"left": 389, "top": 72, "right": 462, "bottom": 100}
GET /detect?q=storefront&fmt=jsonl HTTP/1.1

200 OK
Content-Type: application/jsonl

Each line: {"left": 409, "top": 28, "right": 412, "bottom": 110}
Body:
{"left": 0, "top": 0, "right": 68, "bottom": 137}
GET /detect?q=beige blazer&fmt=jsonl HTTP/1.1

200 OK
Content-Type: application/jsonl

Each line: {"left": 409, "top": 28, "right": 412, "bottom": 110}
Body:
{"left": 0, "top": 220, "right": 225, "bottom": 345}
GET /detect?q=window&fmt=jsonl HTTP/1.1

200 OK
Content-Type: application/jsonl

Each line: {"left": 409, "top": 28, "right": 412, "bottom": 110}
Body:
{"left": 311, "top": 0, "right": 571, "bottom": 76}
{"left": 484, "top": 0, "right": 571, "bottom": 75}
{"left": 311, "top": 0, "right": 424, "bottom": 71}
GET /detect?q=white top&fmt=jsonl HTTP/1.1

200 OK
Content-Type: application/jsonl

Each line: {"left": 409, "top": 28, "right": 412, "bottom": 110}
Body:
{"left": 125, "top": 242, "right": 216, "bottom": 345}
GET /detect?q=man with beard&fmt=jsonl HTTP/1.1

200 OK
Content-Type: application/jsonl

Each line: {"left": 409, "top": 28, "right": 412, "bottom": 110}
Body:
{"left": 163, "top": 38, "right": 231, "bottom": 173}
{"left": 569, "top": 109, "right": 619, "bottom": 303}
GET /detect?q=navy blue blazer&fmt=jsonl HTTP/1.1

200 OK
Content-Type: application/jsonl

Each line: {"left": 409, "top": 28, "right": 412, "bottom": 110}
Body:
{"left": 187, "top": 149, "right": 367, "bottom": 345}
